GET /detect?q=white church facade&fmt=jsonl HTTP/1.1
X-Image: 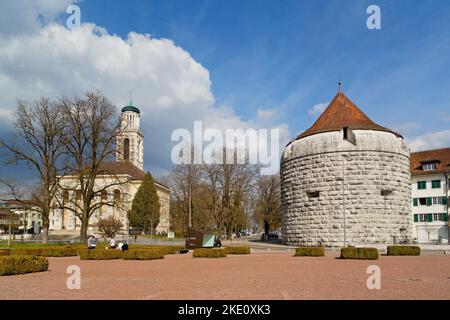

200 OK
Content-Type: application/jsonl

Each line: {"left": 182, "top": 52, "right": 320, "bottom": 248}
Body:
{"left": 49, "top": 102, "right": 171, "bottom": 237}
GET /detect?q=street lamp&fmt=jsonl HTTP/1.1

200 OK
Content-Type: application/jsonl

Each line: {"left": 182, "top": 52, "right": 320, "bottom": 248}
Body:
{"left": 188, "top": 181, "right": 192, "bottom": 228}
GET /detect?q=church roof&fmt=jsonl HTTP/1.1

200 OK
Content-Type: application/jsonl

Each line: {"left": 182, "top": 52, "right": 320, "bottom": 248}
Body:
{"left": 410, "top": 147, "right": 450, "bottom": 176}
{"left": 67, "top": 161, "right": 170, "bottom": 191}
{"left": 98, "top": 162, "right": 170, "bottom": 190}
{"left": 97, "top": 161, "right": 146, "bottom": 179}
{"left": 291, "top": 92, "right": 402, "bottom": 143}
{"left": 121, "top": 104, "right": 140, "bottom": 113}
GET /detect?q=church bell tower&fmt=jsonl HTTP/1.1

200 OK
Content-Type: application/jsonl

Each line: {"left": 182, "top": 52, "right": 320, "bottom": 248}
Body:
{"left": 116, "top": 101, "right": 144, "bottom": 171}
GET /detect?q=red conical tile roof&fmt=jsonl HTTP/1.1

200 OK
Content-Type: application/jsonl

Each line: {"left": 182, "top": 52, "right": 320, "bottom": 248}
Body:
{"left": 294, "top": 92, "right": 402, "bottom": 141}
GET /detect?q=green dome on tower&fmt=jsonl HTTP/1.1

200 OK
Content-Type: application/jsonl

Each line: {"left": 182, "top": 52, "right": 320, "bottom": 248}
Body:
{"left": 121, "top": 104, "right": 140, "bottom": 113}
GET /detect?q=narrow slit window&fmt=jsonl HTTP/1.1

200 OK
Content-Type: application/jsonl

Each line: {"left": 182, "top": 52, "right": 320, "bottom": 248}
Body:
{"left": 343, "top": 127, "right": 348, "bottom": 140}
{"left": 307, "top": 191, "right": 320, "bottom": 199}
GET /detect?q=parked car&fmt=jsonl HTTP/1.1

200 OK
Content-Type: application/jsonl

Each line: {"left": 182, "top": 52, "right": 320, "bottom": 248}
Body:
{"left": 262, "top": 230, "right": 281, "bottom": 240}
{"left": 274, "top": 230, "right": 282, "bottom": 238}
{"left": 267, "top": 232, "right": 278, "bottom": 240}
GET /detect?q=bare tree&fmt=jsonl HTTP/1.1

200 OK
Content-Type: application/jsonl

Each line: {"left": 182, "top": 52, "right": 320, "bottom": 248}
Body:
{"left": 169, "top": 149, "right": 257, "bottom": 238}
{"left": 254, "top": 175, "right": 281, "bottom": 240}
{"left": 216, "top": 161, "right": 256, "bottom": 237}
{"left": 169, "top": 163, "right": 204, "bottom": 235}
{"left": 202, "top": 163, "right": 224, "bottom": 232}
{"left": 57, "top": 92, "right": 126, "bottom": 241}
{"left": 0, "top": 98, "right": 66, "bottom": 243}
{"left": 96, "top": 216, "right": 123, "bottom": 239}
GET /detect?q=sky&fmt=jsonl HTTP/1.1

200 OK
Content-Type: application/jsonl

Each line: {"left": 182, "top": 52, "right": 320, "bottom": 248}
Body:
{"left": 0, "top": 0, "right": 449, "bottom": 182}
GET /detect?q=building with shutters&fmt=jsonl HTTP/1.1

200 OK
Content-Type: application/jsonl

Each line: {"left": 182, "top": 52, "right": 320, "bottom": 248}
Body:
{"left": 281, "top": 86, "right": 412, "bottom": 247}
{"left": 411, "top": 148, "right": 450, "bottom": 244}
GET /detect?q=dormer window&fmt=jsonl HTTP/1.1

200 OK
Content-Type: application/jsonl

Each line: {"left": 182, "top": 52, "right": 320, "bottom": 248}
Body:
{"left": 423, "top": 162, "right": 437, "bottom": 171}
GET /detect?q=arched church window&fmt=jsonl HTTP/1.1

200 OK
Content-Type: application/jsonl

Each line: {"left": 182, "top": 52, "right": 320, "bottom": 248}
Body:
{"left": 113, "top": 189, "right": 121, "bottom": 207}
{"left": 63, "top": 191, "right": 69, "bottom": 204}
{"left": 62, "top": 190, "right": 69, "bottom": 229}
{"left": 100, "top": 190, "right": 108, "bottom": 214}
{"left": 124, "top": 138, "right": 130, "bottom": 160}
{"left": 137, "top": 140, "right": 141, "bottom": 161}
{"left": 101, "top": 190, "right": 108, "bottom": 202}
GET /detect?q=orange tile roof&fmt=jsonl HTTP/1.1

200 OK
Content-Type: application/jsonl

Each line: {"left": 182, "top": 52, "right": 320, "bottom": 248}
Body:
{"left": 292, "top": 92, "right": 402, "bottom": 142}
{"left": 410, "top": 147, "right": 450, "bottom": 176}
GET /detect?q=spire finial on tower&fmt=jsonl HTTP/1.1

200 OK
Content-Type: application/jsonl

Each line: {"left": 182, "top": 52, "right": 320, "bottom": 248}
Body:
{"left": 338, "top": 74, "right": 342, "bottom": 93}
{"left": 129, "top": 90, "right": 133, "bottom": 106}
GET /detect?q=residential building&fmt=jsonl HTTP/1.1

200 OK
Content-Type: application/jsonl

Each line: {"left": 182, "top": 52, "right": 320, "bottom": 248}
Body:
{"left": 411, "top": 147, "right": 450, "bottom": 244}
{"left": 0, "top": 200, "right": 41, "bottom": 234}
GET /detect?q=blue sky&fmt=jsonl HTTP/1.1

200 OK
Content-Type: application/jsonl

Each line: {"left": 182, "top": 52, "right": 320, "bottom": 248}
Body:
{"left": 0, "top": 0, "right": 449, "bottom": 183}
{"left": 76, "top": 0, "right": 450, "bottom": 136}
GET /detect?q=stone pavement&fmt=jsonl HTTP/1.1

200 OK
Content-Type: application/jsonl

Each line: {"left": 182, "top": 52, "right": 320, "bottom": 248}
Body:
{"left": 1, "top": 252, "right": 449, "bottom": 300}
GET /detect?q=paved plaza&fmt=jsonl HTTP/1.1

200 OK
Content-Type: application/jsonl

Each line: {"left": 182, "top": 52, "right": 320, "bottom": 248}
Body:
{"left": 1, "top": 251, "right": 449, "bottom": 300}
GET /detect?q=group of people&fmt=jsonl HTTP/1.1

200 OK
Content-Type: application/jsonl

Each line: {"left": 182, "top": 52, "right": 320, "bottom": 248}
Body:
{"left": 87, "top": 235, "right": 129, "bottom": 251}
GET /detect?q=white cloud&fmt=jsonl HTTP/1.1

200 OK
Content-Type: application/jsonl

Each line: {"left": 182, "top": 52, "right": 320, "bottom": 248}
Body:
{"left": 0, "top": 6, "right": 289, "bottom": 174}
{"left": 308, "top": 102, "right": 328, "bottom": 116}
{"left": 257, "top": 108, "right": 278, "bottom": 120}
{"left": 0, "top": 0, "right": 75, "bottom": 38}
{"left": 407, "top": 130, "right": 450, "bottom": 152}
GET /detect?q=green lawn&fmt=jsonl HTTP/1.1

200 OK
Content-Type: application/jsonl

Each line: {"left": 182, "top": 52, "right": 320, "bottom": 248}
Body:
{"left": 0, "top": 242, "right": 102, "bottom": 248}
{"left": 0, "top": 241, "right": 186, "bottom": 249}
{"left": 140, "top": 235, "right": 185, "bottom": 241}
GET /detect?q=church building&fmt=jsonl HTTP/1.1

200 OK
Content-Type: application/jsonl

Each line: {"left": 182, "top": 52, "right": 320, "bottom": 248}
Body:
{"left": 49, "top": 102, "right": 171, "bottom": 237}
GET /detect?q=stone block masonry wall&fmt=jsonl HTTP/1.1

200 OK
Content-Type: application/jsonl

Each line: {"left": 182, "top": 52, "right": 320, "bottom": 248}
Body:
{"left": 281, "top": 150, "right": 412, "bottom": 247}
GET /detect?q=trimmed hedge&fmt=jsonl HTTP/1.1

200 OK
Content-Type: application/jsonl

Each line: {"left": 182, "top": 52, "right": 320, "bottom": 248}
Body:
{"left": 79, "top": 249, "right": 123, "bottom": 260}
{"left": 193, "top": 248, "right": 227, "bottom": 258}
{"left": 129, "top": 245, "right": 185, "bottom": 255}
{"left": 340, "top": 247, "right": 379, "bottom": 260}
{"left": 387, "top": 246, "right": 420, "bottom": 256}
{"left": 225, "top": 246, "right": 251, "bottom": 255}
{"left": 1, "top": 247, "right": 78, "bottom": 257}
{"left": 79, "top": 249, "right": 166, "bottom": 260}
{"left": 294, "top": 246, "right": 325, "bottom": 257}
{"left": 122, "top": 249, "right": 164, "bottom": 260}
{"left": 0, "top": 255, "right": 49, "bottom": 276}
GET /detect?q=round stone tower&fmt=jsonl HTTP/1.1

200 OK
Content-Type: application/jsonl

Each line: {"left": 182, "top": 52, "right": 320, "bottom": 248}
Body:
{"left": 280, "top": 89, "right": 412, "bottom": 247}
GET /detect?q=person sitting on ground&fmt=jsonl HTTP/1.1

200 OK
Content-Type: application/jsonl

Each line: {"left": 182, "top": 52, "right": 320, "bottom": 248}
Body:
{"left": 109, "top": 238, "right": 116, "bottom": 249}
{"left": 87, "top": 235, "right": 97, "bottom": 249}
{"left": 116, "top": 242, "right": 129, "bottom": 251}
